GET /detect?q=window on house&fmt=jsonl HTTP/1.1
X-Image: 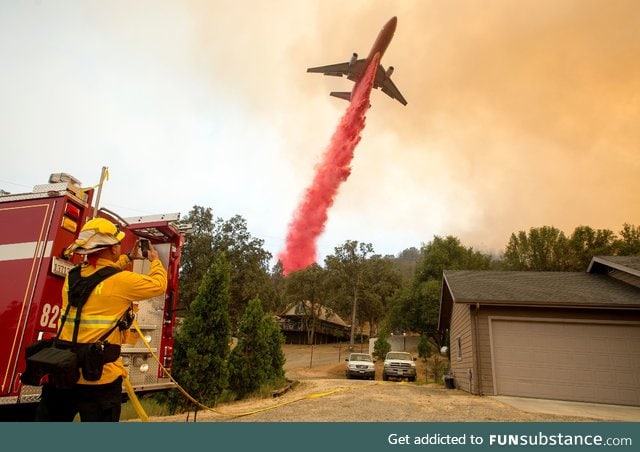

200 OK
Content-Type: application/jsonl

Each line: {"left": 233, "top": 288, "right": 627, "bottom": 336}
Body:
{"left": 456, "top": 336, "right": 462, "bottom": 361}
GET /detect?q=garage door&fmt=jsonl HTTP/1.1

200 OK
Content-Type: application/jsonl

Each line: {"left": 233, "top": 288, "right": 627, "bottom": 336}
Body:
{"left": 490, "top": 319, "right": 640, "bottom": 406}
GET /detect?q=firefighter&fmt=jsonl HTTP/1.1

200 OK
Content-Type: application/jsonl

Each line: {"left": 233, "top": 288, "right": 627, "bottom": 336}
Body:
{"left": 35, "top": 218, "right": 168, "bottom": 422}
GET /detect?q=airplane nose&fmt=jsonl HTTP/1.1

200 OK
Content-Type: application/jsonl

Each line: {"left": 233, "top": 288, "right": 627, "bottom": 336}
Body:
{"left": 384, "top": 16, "right": 397, "bottom": 33}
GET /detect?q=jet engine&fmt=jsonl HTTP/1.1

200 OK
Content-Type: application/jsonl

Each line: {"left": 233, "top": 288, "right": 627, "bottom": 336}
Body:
{"left": 385, "top": 66, "right": 394, "bottom": 77}
{"left": 349, "top": 53, "right": 358, "bottom": 66}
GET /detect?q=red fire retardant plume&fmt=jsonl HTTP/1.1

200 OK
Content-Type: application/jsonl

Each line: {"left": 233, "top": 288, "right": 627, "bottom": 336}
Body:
{"left": 279, "top": 53, "right": 381, "bottom": 275}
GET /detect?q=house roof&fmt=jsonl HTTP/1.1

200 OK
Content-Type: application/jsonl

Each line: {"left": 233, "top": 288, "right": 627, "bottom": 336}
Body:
{"left": 278, "top": 300, "right": 349, "bottom": 327}
{"left": 588, "top": 255, "right": 640, "bottom": 277}
{"left": 442, "top": 270, "right": 640, "bottom": 308}
{"left": 438, "top": 256, "right": 640, "bottom": 332}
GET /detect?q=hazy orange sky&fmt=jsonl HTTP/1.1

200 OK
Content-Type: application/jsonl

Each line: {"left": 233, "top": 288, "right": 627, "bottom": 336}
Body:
{"left": 2, "top": 0, "right": 638, "bottom": 262}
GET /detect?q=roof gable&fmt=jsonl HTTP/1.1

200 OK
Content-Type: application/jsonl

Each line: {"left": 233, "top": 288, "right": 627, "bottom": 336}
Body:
{"left": 588, "top": 256, "right": 640, "bottom": 289}
{"left": 279, "top": 300, "right": 349, "bottom": 327}
{"left": 438, "top": 256, "right": 640, "bottom": 333}
{"left": 588, "top": 255, "right": 640, "bottom": 276}
{"left": 442, "top": 270, "right": 640, "bottom": 308}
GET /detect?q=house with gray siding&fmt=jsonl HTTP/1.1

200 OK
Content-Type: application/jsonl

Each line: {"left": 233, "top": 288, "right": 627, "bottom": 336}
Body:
{"left": 438, "top": 256, "right": 640, "bottom": 406}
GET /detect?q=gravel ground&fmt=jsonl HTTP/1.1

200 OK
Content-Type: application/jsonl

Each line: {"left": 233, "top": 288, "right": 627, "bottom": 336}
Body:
{"left": 147, "top": 344, "right": 600, "bottom": 423}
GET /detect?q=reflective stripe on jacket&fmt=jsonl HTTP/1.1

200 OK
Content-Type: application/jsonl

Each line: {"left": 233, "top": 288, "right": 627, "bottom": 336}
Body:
{"left": 60, "top": 255, "right": 167, "bottom": 385}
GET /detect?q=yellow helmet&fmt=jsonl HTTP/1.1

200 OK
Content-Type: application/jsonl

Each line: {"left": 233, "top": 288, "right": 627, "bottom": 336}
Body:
{"left": 65, "top": 218, "right": 125, "bottom": 255}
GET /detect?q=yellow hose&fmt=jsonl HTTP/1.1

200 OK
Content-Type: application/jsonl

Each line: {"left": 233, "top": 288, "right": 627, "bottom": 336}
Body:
{"left": 123, "top": 374, "right": 149, "bottom": 422}
{"left": 131, "top": 320, "right": 379, "bottom": 420}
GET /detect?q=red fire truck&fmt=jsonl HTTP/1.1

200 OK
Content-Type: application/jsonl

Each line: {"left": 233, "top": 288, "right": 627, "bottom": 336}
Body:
{"left": 0, "top": 173, "right": 187, "bottom": 419}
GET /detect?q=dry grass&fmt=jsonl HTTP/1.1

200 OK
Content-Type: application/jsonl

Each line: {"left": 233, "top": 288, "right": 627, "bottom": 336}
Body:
{"left": 136, "top": 344, "right": 603, "bottom": 422}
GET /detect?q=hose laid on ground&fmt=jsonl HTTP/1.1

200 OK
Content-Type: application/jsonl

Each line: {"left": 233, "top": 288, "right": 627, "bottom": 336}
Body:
{"left": 131, "top": 320, "right": 380, "bottom": 420}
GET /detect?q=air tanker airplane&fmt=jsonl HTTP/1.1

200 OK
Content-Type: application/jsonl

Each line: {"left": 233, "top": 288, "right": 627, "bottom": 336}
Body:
{"left": 307, "top": 16, "right": 407, "bottom": 106}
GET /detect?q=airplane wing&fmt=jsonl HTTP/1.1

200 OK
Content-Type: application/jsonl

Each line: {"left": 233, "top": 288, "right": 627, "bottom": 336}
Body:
{"left": 307, "top": 60, "right": 366, "bottom": 81}
{"left": 307, "top": 58, "right": 407, "bottom": 106}
{"left": 307, "top": 62, "right": 350, "bottom": 76}
{"left": 330, "top": 92, "right": 352, "bottom": 101}
{"left": 374, "top": 65, "right": 407, "bottom": 106}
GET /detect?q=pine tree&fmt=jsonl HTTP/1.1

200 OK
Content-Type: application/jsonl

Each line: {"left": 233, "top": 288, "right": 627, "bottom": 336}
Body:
{"left": 263, "top": 313, "right": 286, "bottom": 381}
{"left": 168, "top": 253, "right": 232, "bottom": 413}
{"left": 373, "top": 326, "right": 391, "bottom": 360}
{"left": 228, "top": 297, "right": 286, "bottom": 397}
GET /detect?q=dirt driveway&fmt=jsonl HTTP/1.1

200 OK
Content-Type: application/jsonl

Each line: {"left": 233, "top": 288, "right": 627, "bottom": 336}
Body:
{"left": 149, "top": 344, "right": 627, "bottom": 422}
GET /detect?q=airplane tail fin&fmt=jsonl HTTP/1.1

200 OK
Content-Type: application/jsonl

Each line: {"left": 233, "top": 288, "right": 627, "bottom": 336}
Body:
{"left": 330, "top": 91, "right": 352, "bottom": 102}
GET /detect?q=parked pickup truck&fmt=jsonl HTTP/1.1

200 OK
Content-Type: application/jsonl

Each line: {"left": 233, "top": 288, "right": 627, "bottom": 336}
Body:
{"left": 345, "top": 353, "right": 376, "bottom": 380}
{"left": 382, "top": 351, "right": 417, "bottom": 382}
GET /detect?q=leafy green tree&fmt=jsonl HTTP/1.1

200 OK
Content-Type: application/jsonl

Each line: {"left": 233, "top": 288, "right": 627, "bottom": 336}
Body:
{"left": 178, "top": 206, "right": 276, "bottom": 327}
{"left": 389, "top": 279, "right": 442, "bottom": 342}
{"left": 386, "top": 284, "right": 413, "bottom": 334}
{"left": 177, "top": 206, "right": 215, "bottom": 311}
{"left": 415, "top": 236, "right": 492, "bottom": 280}
{"left": 389, "top": 236, "right": 491, "bottom": 346}
{"left": 262, "top": 312, "right": 286, "bottom": 380}
{"left": 169, "top": 253, "right": 232, "bottom": 414}
{"left": 503, "top": 226, "right": 570, "bottom": 271}
{"left": 567, "top": 226, "right": 616, "bottom": 270}
{"left": 269, "top": 260, "right": 288, "bottom": 315}
{"left": 357, "top": 255, "right": 402, "bottom": 337}
{"left": 418, "top": 335, "right": 433, "bottom": 382}
{"left": 392, "top": 247, "right": 421, "bottom": 282}
{"left": 615, "top": 223, "right": 640, "bottom": 255}
{"left": 503, "top": 224, "right": 639, "bottom": 272}
{"left": 324, "top": 240, "right": 374, "bottom": 349}
{"left": 284, "top": 264, "right": 328, "bottom": 345}
{"left": 228, "top": 297, "right": 284, "bottom": 398}
{"left": 411, "top": 279, "right": 442, "bottom": 332}
{"left": 211, "top": 215, "right": 275, "bottom": 325}
{"left": 372, "top": 325, "right": 391, "bottom": 360}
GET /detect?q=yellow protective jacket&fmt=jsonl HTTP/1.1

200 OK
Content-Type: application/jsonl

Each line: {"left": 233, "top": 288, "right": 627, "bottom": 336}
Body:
{"left": 59, "top": 255, "right": 168, "bottom": 385}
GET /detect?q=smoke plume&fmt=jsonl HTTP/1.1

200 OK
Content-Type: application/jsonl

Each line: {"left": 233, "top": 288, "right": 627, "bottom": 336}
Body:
{"left": 279, "top": 53, "right": 381, "bottom": 274}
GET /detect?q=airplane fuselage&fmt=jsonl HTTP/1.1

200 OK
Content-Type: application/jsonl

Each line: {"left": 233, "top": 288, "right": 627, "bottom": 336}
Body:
{"left": 354, "top": 16, "right": 397, "bottom": 98}
{"left": 365, "top": 16, "right": 397, "bottom": 65}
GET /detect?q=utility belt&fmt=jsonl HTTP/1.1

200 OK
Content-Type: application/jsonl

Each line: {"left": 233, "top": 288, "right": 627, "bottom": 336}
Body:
{"left": 74, "top": 339, "right": 121, "bottom": 381}
{"left": 22, "top": 338, "right": 122, "bottom": 388}
{"left": 20, "top": 265, "right": 131, "bottom": 389}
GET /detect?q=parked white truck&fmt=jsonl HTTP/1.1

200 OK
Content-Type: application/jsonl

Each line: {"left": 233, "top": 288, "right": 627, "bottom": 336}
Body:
{"left": 382, "top": 351, "right": 417, "bottom": 382}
